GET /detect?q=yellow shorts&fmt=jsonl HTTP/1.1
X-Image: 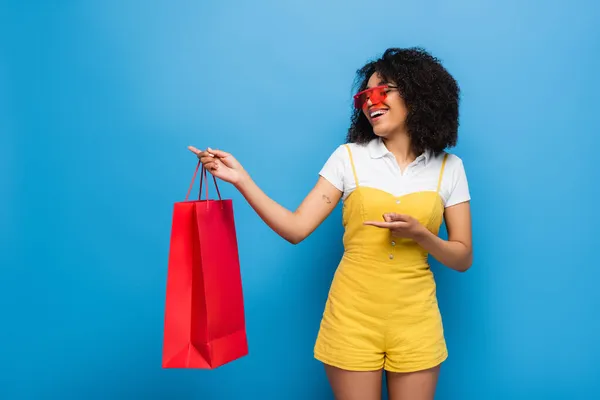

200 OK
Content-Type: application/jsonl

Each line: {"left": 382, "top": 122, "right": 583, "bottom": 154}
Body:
{"left": 313, "top": 278, "right": 448, "bottom": 373}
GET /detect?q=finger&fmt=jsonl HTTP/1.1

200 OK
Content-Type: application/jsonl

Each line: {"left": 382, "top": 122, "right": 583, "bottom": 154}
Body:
{"left": 383, "top": 213, "right": 406, "bottom": 222}
{"left": 388, "top": 213, "right": 410, "bottom": 222}
{"left": 364, "top": 221, "right": 409, "bottom": 229}
{"left": 188, "top": 147, "right": 214, "bottom": 161}
{"left": 363, "top": 221, "right": 393, "bottom": 228}
{"left": 203, "top": 161, "right": 217, "bottom": 170}
{"left": 188, "top": 145, "right": 202, "bottom": 155}
{"left": 200, "top": 156, "right": 216, "bottom": 164}
{"left": 207, "top": 148, "right": 230, "bottom": 158}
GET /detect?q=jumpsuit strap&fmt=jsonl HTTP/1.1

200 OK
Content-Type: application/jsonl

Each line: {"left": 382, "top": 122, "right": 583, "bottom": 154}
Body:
{"left": 436, "top": 153, "right": 449, "bottom": 193}
{"left": 344, "top": 144, "right": 360, "bottom": 188}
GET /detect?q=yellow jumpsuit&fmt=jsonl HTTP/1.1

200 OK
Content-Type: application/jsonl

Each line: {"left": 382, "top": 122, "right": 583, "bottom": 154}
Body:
{"left": 314, "top": 144, "right": 449, "bottom": 372}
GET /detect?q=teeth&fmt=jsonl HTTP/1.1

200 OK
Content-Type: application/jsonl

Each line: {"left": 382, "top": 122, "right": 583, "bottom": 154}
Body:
{"left": 370, "top": 109, "right": 387, "bottom": 118}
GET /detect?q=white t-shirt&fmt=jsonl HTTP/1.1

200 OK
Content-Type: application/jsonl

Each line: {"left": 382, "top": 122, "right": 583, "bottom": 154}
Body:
{"left": 319, "top": 138, "right": 471, "bottom": 208}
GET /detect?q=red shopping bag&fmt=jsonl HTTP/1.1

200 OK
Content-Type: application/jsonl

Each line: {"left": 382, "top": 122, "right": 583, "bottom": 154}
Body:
{"left": 162, "top": 160, "right": 248, "bottom": 369}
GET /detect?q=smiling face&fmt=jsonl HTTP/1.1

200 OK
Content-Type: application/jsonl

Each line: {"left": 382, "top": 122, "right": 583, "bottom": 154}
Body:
{"left": 359, "top": 72, "right": 408, "bottom": 139}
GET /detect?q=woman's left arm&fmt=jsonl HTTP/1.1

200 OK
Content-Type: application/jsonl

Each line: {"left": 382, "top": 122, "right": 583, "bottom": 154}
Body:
{"left": 414, "top": 201, "right": 472, "bottom": 272}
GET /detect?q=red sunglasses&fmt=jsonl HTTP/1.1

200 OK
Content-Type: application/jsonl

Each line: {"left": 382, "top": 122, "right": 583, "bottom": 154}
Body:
{"left": 353, "top": 84, "right": 397, "bottom": 109}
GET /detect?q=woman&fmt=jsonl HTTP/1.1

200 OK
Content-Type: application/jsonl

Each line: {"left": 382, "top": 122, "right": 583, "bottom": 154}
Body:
{"left": 189, "top": 47, "right": 472, "bottom": 400}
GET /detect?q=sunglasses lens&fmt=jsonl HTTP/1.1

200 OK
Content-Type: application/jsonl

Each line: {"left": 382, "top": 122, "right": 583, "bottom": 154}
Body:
{"left": 370, "top": 88, "right": 386, "bottom": 104}
{"left": 354, "top": 86, "right": 388, "bottom": 109}
{"left": 354, "top": 94, "right": 367, "bottom": 109}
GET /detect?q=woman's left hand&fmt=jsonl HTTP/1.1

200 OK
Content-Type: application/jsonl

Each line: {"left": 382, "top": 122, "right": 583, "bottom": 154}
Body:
{"left": 363, "top": 213, "right": 427, "bottom": 241}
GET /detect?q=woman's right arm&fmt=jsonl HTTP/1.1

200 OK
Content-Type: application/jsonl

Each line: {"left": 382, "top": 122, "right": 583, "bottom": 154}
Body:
{"left": 188, "top": 146, "right": 342, "bottom": 244}
{"left": 236, "top": 174, "right": 342, "bottom": 244}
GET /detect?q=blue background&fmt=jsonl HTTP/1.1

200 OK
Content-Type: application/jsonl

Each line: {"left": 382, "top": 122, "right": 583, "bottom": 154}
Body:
{"left": 2, "top": 0, "right": 599, "bottom": 399}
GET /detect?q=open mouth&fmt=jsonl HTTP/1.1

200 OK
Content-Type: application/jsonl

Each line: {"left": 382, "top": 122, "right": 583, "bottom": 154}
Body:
{"left": 370, "top": 109, "right": 388, "bottom": 121}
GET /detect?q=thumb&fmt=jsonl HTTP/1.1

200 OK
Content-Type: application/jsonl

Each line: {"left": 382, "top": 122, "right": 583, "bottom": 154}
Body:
{"left": 389, "top": 213, "right": 409, "bottom": 221}
{"left": 207, "top": 148, "right": 235, "bottom": 166}
{"left": 207, "top": 147, "right": 230, "bottom": 158}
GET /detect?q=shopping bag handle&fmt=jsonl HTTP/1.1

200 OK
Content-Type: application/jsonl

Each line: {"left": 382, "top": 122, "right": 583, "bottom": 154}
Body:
{"left": 185, "top": 160, "right": 222, "bottom": 203}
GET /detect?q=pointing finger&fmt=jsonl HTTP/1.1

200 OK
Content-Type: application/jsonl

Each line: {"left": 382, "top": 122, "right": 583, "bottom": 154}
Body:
{"left": 364, "top": 220, "right": 409, "bottom": 229}
{"left": 363, "top": 221, "right": 392, "bottom": 228}
{"left": 188, "top": 146, "right": 216, "bottom": 160}
{"left": 188, "top": 145, "right": 201, "bottom": 155}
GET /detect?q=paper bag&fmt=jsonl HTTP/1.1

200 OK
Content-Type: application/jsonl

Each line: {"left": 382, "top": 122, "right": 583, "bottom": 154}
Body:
{"left": 162, "top": 161, "right": 248, "bottom": 369}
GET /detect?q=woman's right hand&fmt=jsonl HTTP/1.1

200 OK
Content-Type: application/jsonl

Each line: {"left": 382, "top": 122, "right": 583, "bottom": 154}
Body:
{"left": 188, "top": 146, "right": 247, "bottom": 185}
{"left": 188, "top": 145, "right": 342, "bottom": 244}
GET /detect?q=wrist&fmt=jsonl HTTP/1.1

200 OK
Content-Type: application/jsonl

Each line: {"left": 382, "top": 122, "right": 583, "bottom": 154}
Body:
{"left": 413, "top": 225, "right": 431, "bottom": 244}
{"left": 233, "top": 170, "right": 251, "bottom": 190}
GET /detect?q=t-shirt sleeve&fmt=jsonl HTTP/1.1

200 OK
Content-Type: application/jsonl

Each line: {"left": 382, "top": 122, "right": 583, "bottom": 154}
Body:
{"left": 445, "top": 156, "right": 471, "bottom": 208}
{"left": 318, "top": 145, "right": 346, "bottom": 192}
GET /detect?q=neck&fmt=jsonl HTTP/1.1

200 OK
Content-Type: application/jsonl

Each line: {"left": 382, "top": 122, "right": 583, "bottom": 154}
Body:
{"left": 382, "top": 134, "right": 416, "bottom": 166}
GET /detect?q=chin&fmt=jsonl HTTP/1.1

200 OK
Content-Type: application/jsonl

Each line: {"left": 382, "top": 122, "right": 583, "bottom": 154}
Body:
{"left": 372, "top": 121, "right": 404, "bottom": 139}
{"left": 372, "top": 126, "right": 391, "bottom": 138}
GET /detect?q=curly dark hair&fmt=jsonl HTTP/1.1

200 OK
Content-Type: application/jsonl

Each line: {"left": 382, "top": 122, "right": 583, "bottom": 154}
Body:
{"left": 346, "top": 47, "right": 460, "bottom": 155}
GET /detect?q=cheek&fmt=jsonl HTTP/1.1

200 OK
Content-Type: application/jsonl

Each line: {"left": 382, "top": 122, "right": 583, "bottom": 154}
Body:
{"left": 388, "top": 100, "right": 408, "bottom": 119}
{"left": 385, "top": 107, "right": 407, "bottom": 126}
{"left": 386, "top": 94, "right": 405, "bottom": 109}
